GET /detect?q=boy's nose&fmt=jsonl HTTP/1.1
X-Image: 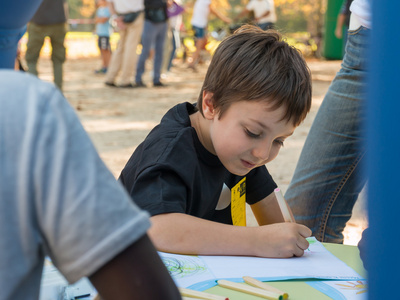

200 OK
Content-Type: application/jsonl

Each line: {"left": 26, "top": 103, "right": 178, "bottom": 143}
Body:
{"left": 252, "top": 142, "right": 271, "bottom": 162}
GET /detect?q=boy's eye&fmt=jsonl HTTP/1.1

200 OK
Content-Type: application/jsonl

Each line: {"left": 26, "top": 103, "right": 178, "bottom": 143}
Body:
{"left": 274, "top": 139, "right": 284, "bottom": 147}
{"left": 245, "top": 129, "right": 261, "bottom": 138}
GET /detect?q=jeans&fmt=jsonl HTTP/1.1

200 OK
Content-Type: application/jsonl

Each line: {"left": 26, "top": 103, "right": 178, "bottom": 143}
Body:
{"left": 285, "top": 25, "right": 369, "bottom": 243}
{"left": 258, "top": 22, "right": 274, "bottom": 30}
{"left": 167, "top": 28, "right": 179, "bottom": 71}
{"left": 135, "top": 19, "right": 168, "bottom": 84}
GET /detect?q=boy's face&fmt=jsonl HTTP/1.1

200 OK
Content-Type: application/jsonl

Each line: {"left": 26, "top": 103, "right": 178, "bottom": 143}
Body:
{"left": 202, "top": 93, "right": 296, "bottom": 176}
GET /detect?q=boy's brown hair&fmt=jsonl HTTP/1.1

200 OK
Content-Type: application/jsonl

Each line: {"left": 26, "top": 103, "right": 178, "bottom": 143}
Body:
{"left": 197, "top": 25, "right": 312, "bottom": 126}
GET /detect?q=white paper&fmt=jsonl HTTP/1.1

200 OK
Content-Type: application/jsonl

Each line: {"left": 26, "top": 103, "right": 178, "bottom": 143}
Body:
{"left": 160, "top": 252, "right": 216, "bottom": 289}
{"left": 159, "top": 237, "right": 364, "bottom": 291}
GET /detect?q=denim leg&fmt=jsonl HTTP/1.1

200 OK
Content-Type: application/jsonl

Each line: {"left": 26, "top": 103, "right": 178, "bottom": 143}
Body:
{"left": 153, "top": 22, "right": 168, "bottom": 83}
{"left": 167, "top": 28, "right": 177, "bottom": 71}
{"left": 258, "top": 22, "right": 273, "bottom": 30}
{"left": 135, "top": 20, "right": 156, "bottom": 84}
{"left": 285, "top": 26, "right": 369, "bottom": 243}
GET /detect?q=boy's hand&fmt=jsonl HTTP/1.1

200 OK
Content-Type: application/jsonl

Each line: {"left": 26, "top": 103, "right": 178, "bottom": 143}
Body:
{"left": 253, "top": 223, "right": 312, "bottom": 258}
{"left": 149, "top": 213, "right": 312, "bottom": 259}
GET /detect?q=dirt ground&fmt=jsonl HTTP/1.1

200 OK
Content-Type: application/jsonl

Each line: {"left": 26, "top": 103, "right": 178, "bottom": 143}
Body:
{"left": 32, "top": 54, "right": 368, "bottom": 246}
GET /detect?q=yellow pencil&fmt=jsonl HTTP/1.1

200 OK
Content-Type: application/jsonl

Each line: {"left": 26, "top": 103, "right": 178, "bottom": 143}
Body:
{"left": 179, "top": 287, "right": 229, "bottom": 300}
{"left": 218, "top": 280, "right": 283, "bottom": 300}
{"left": 242, "top": 276, "right": 289, "bottom": 300}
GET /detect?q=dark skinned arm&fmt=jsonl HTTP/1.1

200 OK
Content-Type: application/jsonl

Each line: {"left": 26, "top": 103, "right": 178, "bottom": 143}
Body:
{"left": 89, "top": 234, "right": 182, "bottom": 300}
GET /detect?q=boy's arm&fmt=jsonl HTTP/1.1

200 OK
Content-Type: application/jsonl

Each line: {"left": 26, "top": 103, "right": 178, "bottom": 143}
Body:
{"left": 89, "top": 234, "right": 182, "bottom": 299}
{"left": 149, "top": 212, "right": 311, "bottom": 258}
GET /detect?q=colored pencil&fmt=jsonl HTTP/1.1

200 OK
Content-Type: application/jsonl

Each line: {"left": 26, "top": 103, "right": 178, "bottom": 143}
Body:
{"left": 218, "top": 280, "right": 283, "bottom": 300}
{"left": 243, "top": 276, "right": 288, "bottom": 299}
{"left": 274, "top": 187, "right": 295, "bottom": 223}
{"left": 179, "top": 287, "right": 229, "bottom": 300}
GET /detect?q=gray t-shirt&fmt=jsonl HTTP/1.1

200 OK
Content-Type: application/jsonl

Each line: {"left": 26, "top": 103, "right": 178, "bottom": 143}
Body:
{"left": 30, "top": 0, "right": 67, "bottom": 25}
{"left": 0, "top": 71, "right": 150, "bottom": 300}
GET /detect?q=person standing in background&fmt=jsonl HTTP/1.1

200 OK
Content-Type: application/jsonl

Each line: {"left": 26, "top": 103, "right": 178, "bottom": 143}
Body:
{"left": 236, "top": 0, "right": 277, "bottom": 30}
{"left": 335, "top": 0, "right": 354, "bottom": 55}
{"left": 134, "top": 0, "right": 169, "bottom": 87}
{"left": 285, "top": 0, "right": 370, "bottom": 245}
{"left": 188, "top": 0, "right": 231, "bottom": 72}
{"left": 94, "top": 0, "right": 112, "bottom": 74}
{"left": 104, "top": 0, "right": 145, "bottom": 88}
{"left": 162, "top": 0, "right": 184, "bottom": 74}
{"left": 25, "top": 0, "right": 68, "bottom": 91}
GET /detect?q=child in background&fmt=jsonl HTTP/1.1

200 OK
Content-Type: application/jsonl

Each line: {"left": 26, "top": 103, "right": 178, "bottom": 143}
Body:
{"left": 120, "top": 25, "right": 312, "bottom": 258}
{"left": 188, "top": 0, "right": 231, "bottom": 71}
{"left": 164, "top": 0, "right": 184, "bottom": 73}
{"left": 94, "top": 0, "right": 112, "bottom": 74}
{"left": 235, "top": 0, "right": 277, "bottom": 30}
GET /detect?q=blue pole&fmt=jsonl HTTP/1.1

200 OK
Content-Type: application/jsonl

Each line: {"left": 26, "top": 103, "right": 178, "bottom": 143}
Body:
{"left": 367, "top": 0, "right": 400, "bottom": 298}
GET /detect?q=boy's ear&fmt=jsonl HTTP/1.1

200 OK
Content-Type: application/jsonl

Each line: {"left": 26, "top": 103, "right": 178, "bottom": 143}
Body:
{"left": 202, "top": 91, "right": 216, "bottom": 120}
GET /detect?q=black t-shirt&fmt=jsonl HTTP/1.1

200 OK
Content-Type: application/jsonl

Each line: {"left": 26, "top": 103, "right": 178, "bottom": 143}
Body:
{"left": 119, "top": 102, "right": 277, "bottom": 224}
{"left": 144, "top": 0, "right": 168, "bottom": 22}
{"left": 30, "top": 0, "right": 66, "bottom": 25}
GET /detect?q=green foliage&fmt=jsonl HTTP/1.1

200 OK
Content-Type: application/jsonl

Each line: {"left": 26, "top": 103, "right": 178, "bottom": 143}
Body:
{"left": 275, "top": 7, "right": 308, "bottom": 33}
{"left": 68, "top": 0, "right": 96, "bottom": 32}
{"left": 283, "top": 32, "right": 319, "bottom": 57}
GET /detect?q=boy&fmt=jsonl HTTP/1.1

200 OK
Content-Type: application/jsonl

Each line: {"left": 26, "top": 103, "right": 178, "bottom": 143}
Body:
{"left": 120, "top": 25, "right": 312, "bottom": 258}
{"left": 94, "top": 0, "right": 112, "bottom": 74}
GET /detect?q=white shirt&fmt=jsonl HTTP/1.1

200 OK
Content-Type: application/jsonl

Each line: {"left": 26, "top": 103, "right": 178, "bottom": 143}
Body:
{"left": 191, "top": 0, "right": 211, "bottom": 28}
{"left": 349, "top": 0, "right": 371, "bottom": 29}
{"left": 246, "top": 0, "right": 276, "bottom": 24}
{"left": 108, "top": 0, "right": 144, "bottom": 14}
